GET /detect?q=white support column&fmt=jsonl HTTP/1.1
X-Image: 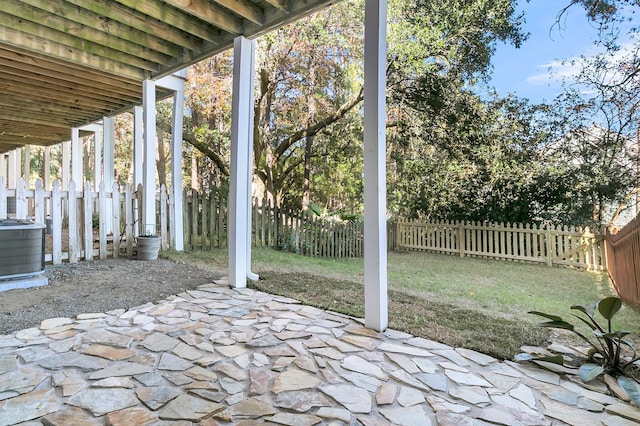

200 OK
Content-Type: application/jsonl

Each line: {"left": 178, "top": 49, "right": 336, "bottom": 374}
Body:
{"left": 0, "top": 153, "right": 6, "bottom": 180}
{"left": 229, "top": 36, "right": 257, "bottom": 289}
{"left": 61, "top": 141, "right": 71, "bottom": 190}
{"left": 142, "top": 80, "right": 157, "bottom": 235}
{"left": 7, "top": 149, "right": 18, "bottom": 187}
{"left": 43, "top": 146, "right": 51, "bottom": 191}
{"left": 103, "top": 116, "right": 115, "bottom": 234}
{"left": 23, "top": 145, "right": 30, "bottom": 183}
{"left": 71, "top": 127, "right": 82, "bottom": 187}
{"left": 157, "top": 73, "right": 186, "bottom": 251}
{"left": 43, "top": 146, "right": 51, "bottom": 217}
{"left": 363, "top": 0, "right": 388, "bottom": 331}
{"left": 133, "top": 106, "right": 144, "bottom": 188}
{"left": 103, "top": 117, "right": 115, "bottom": 190}
{"left": 94, "top": 128, "right": 102, "bottom": 191}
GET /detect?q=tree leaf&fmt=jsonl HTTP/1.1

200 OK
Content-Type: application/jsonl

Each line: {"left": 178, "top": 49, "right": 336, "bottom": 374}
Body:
{"left": 571, "top": 303, "right": 596, "bottom": 318}
{"left": 528, "top": 311, "right": 564, "bottom": 322}
{"left": 536, "top": 320, "right": 575, "bottom": 331}
{"left": 597, "top": 297, "right": 622, "bottom": 320}
{"left": 617, "top": 376, "right": 640, "bottom": 408}
{"left": 579, "top": 363, "right": 604, "bottom": 382}
{"left": 534, "top": 355, "right": 565, "bottom": 365}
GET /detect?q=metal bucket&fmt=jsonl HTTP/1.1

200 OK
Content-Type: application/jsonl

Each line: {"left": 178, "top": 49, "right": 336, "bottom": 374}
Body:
{"left": 136, "top": 236, "right": 160, "bottom": 261}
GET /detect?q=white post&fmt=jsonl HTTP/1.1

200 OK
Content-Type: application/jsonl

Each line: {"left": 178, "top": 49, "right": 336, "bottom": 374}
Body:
{"left": 172, "top": 81, "right": 185, "bottom": 250}
{"left": 103, "top": 116, "right": 115, "bottom": 234}
{"left": 142, "top": 80, "right": 156, "bottom": 234}
{"left": 71, "top": 127, "right": 82, "bottom": 187}
{"left": 363, "top": 0, "right": 388, "bottom": 331}
{"left": 156, "top": 71, "right": 188, "bottom": 251}
{"left": 133, "top": 105, "right": 144, "bottom": 188}
{"left": 43, "top": 146, "right": 51, "bottom": 216}
{"left": 61, "top": 141, "right": 71, "bottom": 190}
{"left": 23, "top": 145, "right": 30, "bottom": 184}
{"left": 7, "top": 149, "right": 18, "bottom": 187}
{"left": 94, "top": 127, "right": 103, "bottom": 192}
{"left": 229, "top": 36, "right": 257, "bottom": 289}
{"left": 43, "top": 146, "right": 51, "bottom": 191}
{"left": 0, "top": 153, "right": 5, "bottom": 180}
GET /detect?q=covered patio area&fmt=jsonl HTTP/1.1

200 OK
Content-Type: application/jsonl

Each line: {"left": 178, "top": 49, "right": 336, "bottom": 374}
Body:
{"left": 0, "top": 0, "right": 388, "bottom": 331}
{"left": 0, "top": 279, "right": 633, "bottom": 425}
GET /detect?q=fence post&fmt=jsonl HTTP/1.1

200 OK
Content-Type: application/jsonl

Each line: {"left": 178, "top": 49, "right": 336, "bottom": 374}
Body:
{"left": 99, "top": 182, "right": 108, "bottom": 260}
{"left": 112, "top": 182, "right": 121, "bottom": 258}
{"left": 126, "top": 184, "right": 134, "bottom": 258}
{"left": 52, "top": 180, "right": 62, "bottom": 265}
{"left": 0, "top": 176, "right": 6, "bottom": 219}
{"left": 34, "top": 179, "right": 45, "bottom": 224}
{"left": 68, "top": 180, "right": 78, "bottom": 263}
{"left": 458, "top": 221, "right": 465, "bottom": 258}
{"left": 15, "top": 177, "right": 27, "bottom": 219}
{"left": 545, "top": 223, "right": 553, "bottom": 267}
{"left": 160, "top": 184, "right": 169, "bottom": 250}
{"left": 83, "top": 181, "right": 93, "bottom": 261}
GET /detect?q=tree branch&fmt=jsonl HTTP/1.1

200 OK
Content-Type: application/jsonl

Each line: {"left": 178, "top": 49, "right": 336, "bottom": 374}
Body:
{"left": 182, "top": 132, "right": 230, "bottom": 177}
{"left": 273, "top": 87, "right": 364, "bottom": 160}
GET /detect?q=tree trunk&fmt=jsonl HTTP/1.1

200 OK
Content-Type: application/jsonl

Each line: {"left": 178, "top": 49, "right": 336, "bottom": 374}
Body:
{"left": 302, "top": 60, "right": 317, "bottom": 211}
{"left": 191, "top": 152, "right": 200, "bottom": 191}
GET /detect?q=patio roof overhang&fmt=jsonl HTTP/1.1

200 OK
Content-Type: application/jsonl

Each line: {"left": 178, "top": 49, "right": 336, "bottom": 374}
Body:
{"left": 0, "top": 0, "right": 335, "bottom": 154}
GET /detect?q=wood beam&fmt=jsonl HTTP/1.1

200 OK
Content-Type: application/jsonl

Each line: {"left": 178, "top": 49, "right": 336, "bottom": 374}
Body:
{"left": 0, "top": 13, "right": 159, "bottom": 72}
{"left": 3, "top": 1, "right": 172, "bottom": 64}
{"left": 20, "top": 0, "right": 184, "bottom": 58}
{"left": 0, "top": 72, "right": 139, "bottom": 106}
{"left": 262, "top": 0, "right": 289, "bottom": 12}
{"left": 0, "top": 46, "right": 141, "bottom": 91}
{"left": 63, "top": 0, "right": 204, "bottom": 50}
{"left": 211, "top": 0, "right": 263, "bottom": 24}
{"left": 163, "top": 0, "right": 243, "bottom": 34}
{"left": 0, "top": 102, "right": 91, "bottom": 123}
{"left": 0, "top": 113, "right": 73, "bottom": 129}
{"left": 0, "top": 25, "right": 146, "bottom": 80}
{"left": 112, "top": 0, "right": 223, "bottom": 42}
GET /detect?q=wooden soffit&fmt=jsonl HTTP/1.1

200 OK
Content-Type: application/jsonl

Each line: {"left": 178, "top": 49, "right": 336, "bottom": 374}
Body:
{"left": 0, "top": 0, "right": 335, "bottom": 153}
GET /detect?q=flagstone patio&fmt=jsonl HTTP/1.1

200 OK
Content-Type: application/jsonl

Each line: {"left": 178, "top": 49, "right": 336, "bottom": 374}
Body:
{"left": 0, "top": 279, "right": 639, "bottom": 425}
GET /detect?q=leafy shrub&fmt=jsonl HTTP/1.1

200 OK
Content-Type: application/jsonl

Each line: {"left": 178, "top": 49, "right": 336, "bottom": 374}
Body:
{"left": 526, "top": 297, "right": 640, "bottom": 406}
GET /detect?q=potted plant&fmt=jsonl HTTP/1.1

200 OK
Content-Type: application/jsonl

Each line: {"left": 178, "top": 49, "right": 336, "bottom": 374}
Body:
{"left": 136, "top": 225, "right": 160, "bottom": 261}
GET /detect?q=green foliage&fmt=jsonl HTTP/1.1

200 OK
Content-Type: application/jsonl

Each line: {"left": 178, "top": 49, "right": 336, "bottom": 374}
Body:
{"left": 528, "top": 297, "right": 640, "bottom": 404}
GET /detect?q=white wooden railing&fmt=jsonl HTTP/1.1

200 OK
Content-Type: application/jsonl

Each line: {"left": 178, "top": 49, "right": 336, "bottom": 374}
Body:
{"left": 0, "top": 177, "right": 173, "bottom": 264}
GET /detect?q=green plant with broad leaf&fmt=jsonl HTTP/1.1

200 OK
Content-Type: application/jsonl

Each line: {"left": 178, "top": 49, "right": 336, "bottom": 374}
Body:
{"left": 525, "top": 296, "right": 640, "bottom": 406}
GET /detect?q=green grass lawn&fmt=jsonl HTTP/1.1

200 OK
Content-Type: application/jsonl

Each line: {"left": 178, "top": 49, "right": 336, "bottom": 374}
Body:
{"left": 164, "top": 247, "right": 640, "bottom": 360}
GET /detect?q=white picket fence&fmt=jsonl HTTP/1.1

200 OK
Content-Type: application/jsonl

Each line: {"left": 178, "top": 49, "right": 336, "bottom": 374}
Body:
{"left": 0, "top": 177, "right": 173, "bottom": 264}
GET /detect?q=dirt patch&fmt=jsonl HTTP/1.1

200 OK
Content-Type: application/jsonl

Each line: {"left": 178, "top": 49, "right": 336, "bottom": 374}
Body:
{"left": 0, "top": 257, "right": 222, "bottom": 335}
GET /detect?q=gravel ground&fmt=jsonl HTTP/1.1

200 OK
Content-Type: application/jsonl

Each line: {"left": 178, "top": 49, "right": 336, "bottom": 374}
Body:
{"left": 0, "top": 257, "right": 221, "bottom": 335}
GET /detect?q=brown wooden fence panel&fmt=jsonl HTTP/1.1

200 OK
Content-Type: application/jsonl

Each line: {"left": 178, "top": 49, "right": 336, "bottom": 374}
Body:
{"left": 395, "top": 219, "right": 606, "bottom": 270}
{"left": 605, "top": 214, "right": 640, "bottom": 309}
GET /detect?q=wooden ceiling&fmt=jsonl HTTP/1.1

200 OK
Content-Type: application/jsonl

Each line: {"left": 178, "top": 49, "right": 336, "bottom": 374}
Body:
{"left": 0, "top": 0, "right": 335, "bottom": 153}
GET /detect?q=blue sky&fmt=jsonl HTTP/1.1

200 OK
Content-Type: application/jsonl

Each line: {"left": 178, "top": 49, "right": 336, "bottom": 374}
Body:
{"left": 489, "top": 1, "right": 605, "bottom": 104}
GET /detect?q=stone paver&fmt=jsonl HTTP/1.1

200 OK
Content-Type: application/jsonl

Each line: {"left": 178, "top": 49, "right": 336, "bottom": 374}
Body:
{"left": 0, "top": 279, "right": 638, "bottom": 425}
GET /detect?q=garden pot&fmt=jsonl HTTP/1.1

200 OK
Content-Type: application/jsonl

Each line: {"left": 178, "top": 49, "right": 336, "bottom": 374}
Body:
{"left": 136, "top": 235, "right": 160, "bottom": 261}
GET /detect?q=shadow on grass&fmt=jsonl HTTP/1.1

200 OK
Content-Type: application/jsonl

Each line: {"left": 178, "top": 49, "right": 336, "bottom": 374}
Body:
{"left": 251, "top": 271, "right": 548, "bottom": 360}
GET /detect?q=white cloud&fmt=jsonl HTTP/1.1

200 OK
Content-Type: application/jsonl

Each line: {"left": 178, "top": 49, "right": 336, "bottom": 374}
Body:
{"left": 526, "top": 60, "right": 582, "bottom": 86}
{"left": 525, "top": 35, "right": 639, "bottom": 87}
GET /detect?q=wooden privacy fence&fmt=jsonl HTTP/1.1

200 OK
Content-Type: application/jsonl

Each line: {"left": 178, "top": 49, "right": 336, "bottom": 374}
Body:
{"left": 605, "top": 214, "right": 640, "bottom": 309}
{"left": 395, "top": 219, "right": 606, "bottom": 271}
{"left": 183, "top": 191, "right": 365, "bottom": 258}
{"left": 0, "top": 177, "right": 174, "bottom": 264}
